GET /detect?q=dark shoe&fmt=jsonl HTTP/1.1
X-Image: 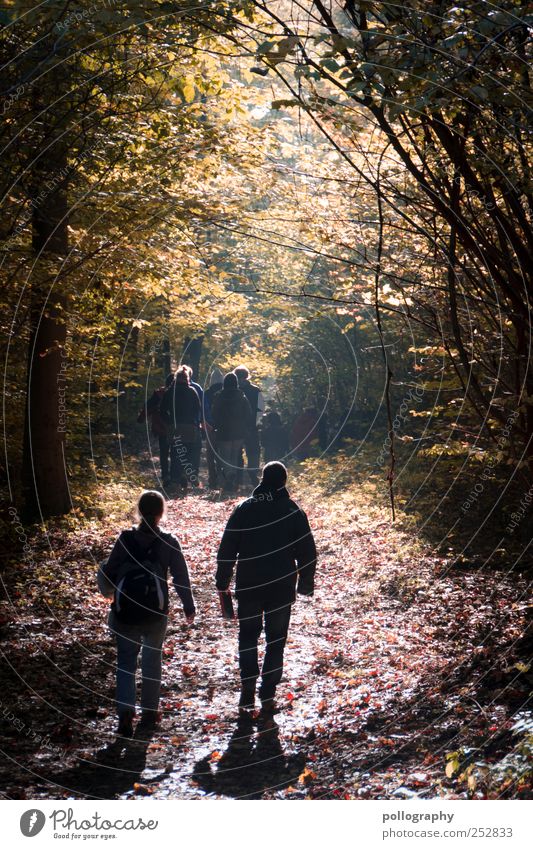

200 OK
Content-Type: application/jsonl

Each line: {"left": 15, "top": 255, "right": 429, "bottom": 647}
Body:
{"left": 138, "top": 709, "right": 161, "bottom": 729}
{"left": 117, "top": 711, "right": 134, "bottom": 738}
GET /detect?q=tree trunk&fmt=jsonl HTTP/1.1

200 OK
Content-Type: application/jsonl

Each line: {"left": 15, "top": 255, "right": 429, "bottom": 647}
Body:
{"left": 182, "top": 336, "right": 203, "bottom": 381}
{"left": 162, "top": 337, "right": 171, "bottom": 376}
{"left": 21, "top": 150, "right": 70, "bottom": 520}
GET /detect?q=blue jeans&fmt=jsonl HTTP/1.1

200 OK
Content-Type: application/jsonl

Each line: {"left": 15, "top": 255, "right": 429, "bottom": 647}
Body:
{"left": 108, "top": 611, "right": 167, "bottom": 716}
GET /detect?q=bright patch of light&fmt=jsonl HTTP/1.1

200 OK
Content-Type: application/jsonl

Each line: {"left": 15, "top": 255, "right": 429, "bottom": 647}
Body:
{"left": 250, "top": 105, "right": 269, "bottom": 120}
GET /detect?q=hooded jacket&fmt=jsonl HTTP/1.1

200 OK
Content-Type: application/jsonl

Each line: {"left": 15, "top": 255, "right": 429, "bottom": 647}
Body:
{"left": 216, "top": 484, "right": 317, "bottom": 603}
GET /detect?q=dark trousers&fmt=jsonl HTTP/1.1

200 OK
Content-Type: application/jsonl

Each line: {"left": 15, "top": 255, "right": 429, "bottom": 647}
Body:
{"left": 237, "top": 595, "right": 292, "bottom": 700}
{"left": 158, "top": 434, "right": 170, "bottom": 480}
{"left": 170, "top": 440, "right": 195, "bottom": 486}
{"left": 205, "top": 424, "right": 218, "bottom": 486}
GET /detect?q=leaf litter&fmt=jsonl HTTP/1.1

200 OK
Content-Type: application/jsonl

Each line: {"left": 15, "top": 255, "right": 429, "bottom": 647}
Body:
{"left": 0, "top": 477, "right": 530, "bottom": 800}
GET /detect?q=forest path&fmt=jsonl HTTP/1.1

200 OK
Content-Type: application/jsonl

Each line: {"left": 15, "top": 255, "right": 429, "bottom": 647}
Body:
{"left": 0, "top": 478, "right": 529, "bottom": 799}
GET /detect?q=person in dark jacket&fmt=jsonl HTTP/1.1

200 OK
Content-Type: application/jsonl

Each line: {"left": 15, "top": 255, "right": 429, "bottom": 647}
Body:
{"left": 100, "top": 490, "right": 195, "bottom": 737}
{"left": 160, "top": 365, "right": 201, "bottom": 492}
{"left": 212, "top": 372, "right": 253, "bottom": 492}
{"left": 137, "top": 373, "right": 174, "bottom": 485}
{"left": 234, "top": 366, "right": 264, "bottom": 486}
{"left": 260, "top": 410, "right": 289, "bottom": 463}
{"left": 216, "top": 461, "right": 317, "bottom": 713}
{"left": 203, "top": 368, "right": 224, "bottom": 488}
{"left": 184, "top": 366, "right": 204, "bottom": 486}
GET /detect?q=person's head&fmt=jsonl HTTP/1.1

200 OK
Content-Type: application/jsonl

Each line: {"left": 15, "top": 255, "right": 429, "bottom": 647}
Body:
{"left": 175, "top": 365, "right": 190, "bottom": 384}
{"left": 136, "top": 490, "right": 165, "bottom": 529}
{"left": 165, "top": 373, "right": 174, "bottom": 388}
{"left": 209, "top": 367, "right": 224, "bottom": 387}
{"left": 234, "top": 365, "right": 249, "bottom": 383}
{"left": 261, "top": 461, "right": 287, "bottom": 490}
{"left": 223, "top": 372, "right": 238, "bottom": 390}
{"left": 184, "top": 365, "right": 194, "bottom": 379}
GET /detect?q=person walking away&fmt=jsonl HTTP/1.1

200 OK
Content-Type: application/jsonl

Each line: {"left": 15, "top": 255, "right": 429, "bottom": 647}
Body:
{"left": 137, "top": 374, "right": 174, "bottom": 485}
{"left": 99, "top": 490, "right": 195, "bottom": 737}
{"left": 203, "top": 367, "right": 224, "bottom": 488}
{"left": 185, "top": 366, "right": 204, "bottom": 486}
{"left": 216, "top": 461, "right": 317, "bottom": 714}
{"left": 234, "top": 366, "right": 264, "bottom": 486}
{"left": 212, "top": 372, "right": 253, "bottom": 492}
{"left": 260, "top": 410, "right": 289, "bottom": 463}
{"left": 160, "top": 365, "right": 201, "bottom": 492}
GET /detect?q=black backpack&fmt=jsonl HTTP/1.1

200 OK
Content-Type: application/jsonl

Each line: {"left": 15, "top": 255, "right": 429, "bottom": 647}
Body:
{"left": 112, "top": 531, "right": 168, "bottom": 624}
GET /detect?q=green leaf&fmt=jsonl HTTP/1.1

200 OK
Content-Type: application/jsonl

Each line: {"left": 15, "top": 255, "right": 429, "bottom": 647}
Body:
{"left": 321, "top": 58, "right": 341, "bottom": 73}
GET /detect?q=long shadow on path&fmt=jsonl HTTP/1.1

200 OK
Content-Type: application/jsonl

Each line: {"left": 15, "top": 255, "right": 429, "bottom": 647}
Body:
{"left": 192, "top": 715, "right": 306, "bottom": 799}
{"left": 38, "top": 726, "right": 161, "bottom": 799}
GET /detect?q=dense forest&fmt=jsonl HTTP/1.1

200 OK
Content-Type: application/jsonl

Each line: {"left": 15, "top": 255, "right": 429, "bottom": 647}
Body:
{"left": 0, "top": 0, "right": 532, "bottom": 802}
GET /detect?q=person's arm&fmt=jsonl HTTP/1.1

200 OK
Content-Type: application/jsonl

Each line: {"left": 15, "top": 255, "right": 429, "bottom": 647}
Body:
{"left": 242, "top": 396, "right": 254, "bottom": 432}
{"left": 167, "top": 535, "right": 196, "bottom": 621}
{"left": 191, "top": 385, "right": 202, "bottom": 425}
{"left": 202, "top": 390, "right": 210, "bottom": 425}
{"left": 98, "top": 532, "right": 126, "bottom": 597}
{"left": 216, "top": 508, "right": 241, "bottom": 591}
{"left": 102, "top": 531, "right": 128, "bottom": 583}
{"left": 160, "top": 388, "right": 172, "bottom": 424}
{"left": 211, "top": 394, "right": 221, "bottom": 430}
{"left": 257, "top": 390, "right": 265, "bottom": 418}
{"left": 293, "top": 510, "right": 317, "bottom": 596}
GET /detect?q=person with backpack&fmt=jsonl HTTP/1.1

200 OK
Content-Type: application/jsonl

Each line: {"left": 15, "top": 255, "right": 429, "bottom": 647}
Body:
{"left": 234, "top": 365, "right": 264, "bottom": 486}
{"left": 216, "top": 461, "right": 317, "bottom": 715}
{"left": 160, "top": 365, "right": 201, "bottom": 492}
{"left": 99, "top": 490, "right": 195, "bottom": 738}
{"left": 137, "top": 374, "right": 174, "bottom": 485}
{"left": 211, "top": 372, "right": 253, "bottom": 492}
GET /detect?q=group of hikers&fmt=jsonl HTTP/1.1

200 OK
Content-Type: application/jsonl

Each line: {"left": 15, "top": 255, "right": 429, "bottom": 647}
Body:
{"left": 138, "top": 364, "right": 328, "bottom": 492}
{"left": 98, "top": 461, "right": 317, "bottom": 738}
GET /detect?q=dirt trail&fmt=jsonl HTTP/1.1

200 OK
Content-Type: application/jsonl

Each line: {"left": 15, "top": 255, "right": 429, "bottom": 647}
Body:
{"left": 0, "top": 483, "right": 529, "bottom": 799}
